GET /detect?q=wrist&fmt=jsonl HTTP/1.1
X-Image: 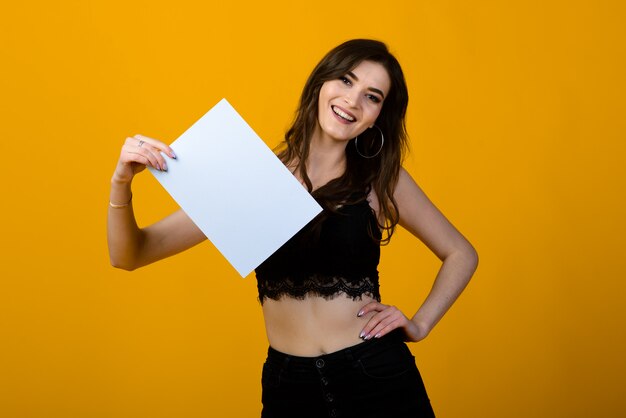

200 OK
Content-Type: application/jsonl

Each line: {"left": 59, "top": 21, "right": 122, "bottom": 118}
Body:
{"left": 111, "top": 159, "right": 137, "bottom": 185}
{"left": 111, "top": 173, "right": 133, "bottom": 186}
{"left": 109, "top": 192, "right": 133, "bottom": 209}
{"left": 411, "top": 316, "right": 433, "bottom": 338}
{"left": 110, "top": 174, "right": 133, "bottom": 208}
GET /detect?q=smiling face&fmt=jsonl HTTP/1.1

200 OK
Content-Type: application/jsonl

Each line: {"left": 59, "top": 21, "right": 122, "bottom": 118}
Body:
{"left": 315, "top": 60, "right": 391, "bottom": 144}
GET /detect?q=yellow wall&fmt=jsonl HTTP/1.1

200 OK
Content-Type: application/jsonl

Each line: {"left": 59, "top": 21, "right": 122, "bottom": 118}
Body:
{"left": 1, "top": 1, "right": 625, "bottom": 417}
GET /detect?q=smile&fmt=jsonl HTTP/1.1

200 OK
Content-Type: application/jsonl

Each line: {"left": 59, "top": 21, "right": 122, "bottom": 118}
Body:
{"left": 332, "top": 106, "right": 356, "bottom": 122}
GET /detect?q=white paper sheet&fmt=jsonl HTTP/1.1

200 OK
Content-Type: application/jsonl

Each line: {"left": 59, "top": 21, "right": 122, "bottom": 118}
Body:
{"left": 148, "top": 98, "right": 322, "bottom": 277}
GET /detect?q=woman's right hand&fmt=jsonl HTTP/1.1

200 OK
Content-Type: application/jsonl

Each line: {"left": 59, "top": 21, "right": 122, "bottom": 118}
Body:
{"left": 112, "top": 134, "right": 177, "bottom": 184}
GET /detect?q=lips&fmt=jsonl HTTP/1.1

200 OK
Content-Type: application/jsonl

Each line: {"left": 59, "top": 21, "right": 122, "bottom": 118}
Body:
{"left": 331, "top": 105, "right": 356, "bottom": 123}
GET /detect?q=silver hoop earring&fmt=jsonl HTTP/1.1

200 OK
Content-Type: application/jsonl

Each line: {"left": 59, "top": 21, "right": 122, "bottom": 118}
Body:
{"left": 354, "top": 125, "right": 384, "bottom": 158}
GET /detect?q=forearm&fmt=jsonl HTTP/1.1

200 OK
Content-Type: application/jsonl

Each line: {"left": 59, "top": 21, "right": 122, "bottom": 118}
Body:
{"left": 411, "top": 246, "right": 478, "bottom": 334}
{"left": 107, "top": 178, "right": 144, "bottom": 270}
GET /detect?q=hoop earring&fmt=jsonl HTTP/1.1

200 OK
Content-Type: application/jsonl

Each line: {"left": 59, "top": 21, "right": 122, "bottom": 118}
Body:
{"left": 354, "top": 125, "right": 384, "bottom": 158}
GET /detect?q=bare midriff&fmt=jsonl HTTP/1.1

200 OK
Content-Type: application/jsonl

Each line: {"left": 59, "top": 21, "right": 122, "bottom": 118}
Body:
{"left": 261, "top": 293, "right": 378, "bottom": 356}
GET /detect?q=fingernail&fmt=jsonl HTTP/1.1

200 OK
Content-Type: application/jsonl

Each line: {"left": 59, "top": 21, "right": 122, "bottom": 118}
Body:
{"left": 163, "top": 162, "right": 168, "bottom": 171}
{"left": 357, "top": 310, "right": 364, "bottom": 317}
{"left": 359, "top": 331, "right": 365, "bottom": 338}
{"left": 374, "top": 333, "right": 381, "bottom": 339}
{"left": 171, "top": 151, "right": 177, "bottom": 159}
{"left": 364, "top": 334, "right": 372, "bottom": 340}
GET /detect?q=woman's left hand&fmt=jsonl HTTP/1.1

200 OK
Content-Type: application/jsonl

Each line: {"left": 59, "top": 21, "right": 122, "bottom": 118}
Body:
{"left": 357, "top": 302, "right": 430, "bottom": 343}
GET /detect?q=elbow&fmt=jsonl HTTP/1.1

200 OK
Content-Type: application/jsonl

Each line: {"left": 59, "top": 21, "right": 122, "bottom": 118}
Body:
{"left": 471, "top": 248, "right": 479, "bottom": 271}
{"left": 109, "top": 257, "right": 138, "bottom": 271}
{"left": 465, "top": 244, "right": 479, "bottom": 274}
{"left": 440, "top": 244, "right": 478, "bottom": 278}
{"left": 107, "top": 243, "right": 142, "bottom": 271}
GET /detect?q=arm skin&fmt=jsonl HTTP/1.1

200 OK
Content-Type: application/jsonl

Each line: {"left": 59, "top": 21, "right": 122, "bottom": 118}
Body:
{"left": 110, "top": 136, "right": 475, "bottom": 342}
{"left": 358, "top": 167, "right": 479, "bottom": 342}
{"left": 107, "top": 134, "right": 206, "bottom": 271}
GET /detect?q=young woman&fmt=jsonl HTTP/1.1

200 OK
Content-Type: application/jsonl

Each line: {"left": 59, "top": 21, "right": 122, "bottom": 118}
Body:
{"left": 108, "top": 39, "right": 478, "bottom": 418}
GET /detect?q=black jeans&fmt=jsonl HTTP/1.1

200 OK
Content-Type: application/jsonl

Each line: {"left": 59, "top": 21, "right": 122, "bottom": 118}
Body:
{"left": 261, "top": 330, "right": 435, "bottom": 418}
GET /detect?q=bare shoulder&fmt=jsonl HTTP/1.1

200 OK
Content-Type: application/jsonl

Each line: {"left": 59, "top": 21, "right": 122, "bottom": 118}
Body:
{"left": 393, "top": 166, "right": 431, "bottom": 214}
{"left": 393, "top": 167, "right": 476, "bottom": 261}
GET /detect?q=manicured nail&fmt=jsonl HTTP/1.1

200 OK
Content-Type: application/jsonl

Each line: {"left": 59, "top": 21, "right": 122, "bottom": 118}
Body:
{"left": 171, "top": 150, "right": 177, "bottom": 159}
{"left": 357, "top": 310, "right": 364, "bottom": 317}
{"left": 374, "top": 333, "right": 381, "bottom": 339}
{"left": 364, "top": 334, "right": 372, "bottom": 340}
{"left": 359, "top": 331, "right": 365, "bottom": 338}
{"left": 163, "top": 162, "right": 168, "bottom": 171}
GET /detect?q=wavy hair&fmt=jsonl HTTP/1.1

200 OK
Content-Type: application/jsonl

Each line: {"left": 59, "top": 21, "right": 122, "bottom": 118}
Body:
{"left": 277, "top": 39, "right": 409, "bottom": 244}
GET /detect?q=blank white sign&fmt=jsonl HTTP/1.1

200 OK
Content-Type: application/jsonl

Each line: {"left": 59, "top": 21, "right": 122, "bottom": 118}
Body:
{"left": 149, "top": 98, "right": 322, "bottom": 277}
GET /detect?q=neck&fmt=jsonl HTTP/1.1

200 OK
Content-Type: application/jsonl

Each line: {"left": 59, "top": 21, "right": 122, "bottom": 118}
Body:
{"left": 307, "top": 128, "right": 348, "bottom": 178}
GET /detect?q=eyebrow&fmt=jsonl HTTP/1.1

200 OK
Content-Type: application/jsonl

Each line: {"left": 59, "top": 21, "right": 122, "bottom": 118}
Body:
{"left": 347, "top": 71, "right": 386, "bottom": 99}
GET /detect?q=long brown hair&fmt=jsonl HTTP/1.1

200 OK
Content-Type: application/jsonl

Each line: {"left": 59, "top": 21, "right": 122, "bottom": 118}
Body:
{"left": 277, "top": 39, "right": 409, "bottom": 244}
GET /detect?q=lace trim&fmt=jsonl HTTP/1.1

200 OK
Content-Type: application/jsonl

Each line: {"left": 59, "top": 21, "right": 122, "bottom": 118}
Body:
{"left": 257, "top": 274, "right": 380, "bottom": 304}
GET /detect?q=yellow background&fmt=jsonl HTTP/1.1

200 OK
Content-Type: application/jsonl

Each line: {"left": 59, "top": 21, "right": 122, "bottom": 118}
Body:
{"left": 1, "top": 1, "right": 625, "bottom": 417}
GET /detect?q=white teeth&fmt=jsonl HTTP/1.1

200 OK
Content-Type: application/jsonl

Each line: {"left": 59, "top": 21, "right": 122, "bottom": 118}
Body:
{"left": 332, "top": 106, "right": 355, "bottom": 122}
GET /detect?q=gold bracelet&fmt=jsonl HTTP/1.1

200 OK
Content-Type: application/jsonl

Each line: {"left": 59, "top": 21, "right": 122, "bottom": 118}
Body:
{"left": 109, "top": 193, "right": 132, "bottom": 209}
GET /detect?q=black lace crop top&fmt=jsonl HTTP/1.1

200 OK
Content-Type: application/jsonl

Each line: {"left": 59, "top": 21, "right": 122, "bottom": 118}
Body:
{"left": 255, "top": 199, "right": 382, "bottom": 304}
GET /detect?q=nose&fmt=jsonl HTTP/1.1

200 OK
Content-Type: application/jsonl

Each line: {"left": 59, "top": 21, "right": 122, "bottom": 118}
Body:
{"left": 343, "top": 90, "right": 358, "bottom": 107}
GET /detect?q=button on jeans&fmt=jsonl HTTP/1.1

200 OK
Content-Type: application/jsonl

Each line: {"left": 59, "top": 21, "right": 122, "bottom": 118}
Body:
{"left": 261, "top": 330, "right": 435, "bottom": 418}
